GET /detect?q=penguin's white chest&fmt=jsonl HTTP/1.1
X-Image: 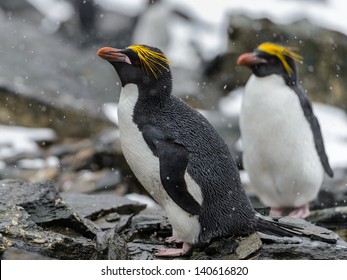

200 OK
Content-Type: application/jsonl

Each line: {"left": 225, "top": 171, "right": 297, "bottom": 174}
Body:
{"left": 240, "top": 75, "right": 324, "bottom": 207}
{"left": 117, "top": 84, "right": 163, "bottom": 202}
{"left": 117, "top": 84, "right": 201, "bottom": 243}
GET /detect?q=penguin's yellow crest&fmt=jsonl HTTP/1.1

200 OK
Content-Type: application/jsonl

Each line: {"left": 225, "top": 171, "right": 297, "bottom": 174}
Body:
{"left": 128, "top": 45, "right": 169, "bottom": 79}
{"left": 257, "top": 42, "right": 303, "bottom": 74}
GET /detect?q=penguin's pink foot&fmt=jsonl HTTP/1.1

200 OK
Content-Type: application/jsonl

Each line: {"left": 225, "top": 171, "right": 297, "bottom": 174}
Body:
{"left": 288, "top": 204, "right": 310, "bottom": 219}
{"left": 165, "top": 236, "right": 183, "bottom": 244}
{"left": 155, "top": 242, "right": 192, "bottom": 257}
{"left": 270, "top": 207, "right": 284, "bottom": 217}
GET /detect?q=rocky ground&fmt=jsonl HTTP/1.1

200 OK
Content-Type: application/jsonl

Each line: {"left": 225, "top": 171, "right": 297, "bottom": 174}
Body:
{"left": 0, "top": 1, "right": 347, "bottom": 260}
{"left": 1, "top": 179, "right": 347, "bottom": 260}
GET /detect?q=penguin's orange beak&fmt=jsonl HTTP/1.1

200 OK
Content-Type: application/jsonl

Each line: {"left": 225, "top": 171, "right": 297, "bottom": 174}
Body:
{"left": 237, "top": 52, "right": 267, "bottom": 66}
{"left": 97, "top": 47, "right": 126, "bottom": 62}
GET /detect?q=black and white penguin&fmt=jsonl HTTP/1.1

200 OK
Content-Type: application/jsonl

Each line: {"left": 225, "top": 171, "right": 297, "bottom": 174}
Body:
{"left": 237, "top": 42, "right": 333, "bottom": 219}
{"left": 97, "top": 44, "right": 299, "bottom": 257}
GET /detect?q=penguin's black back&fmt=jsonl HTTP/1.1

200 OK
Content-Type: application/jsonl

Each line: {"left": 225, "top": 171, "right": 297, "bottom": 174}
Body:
{"left": 133, "top": 91, "right": 257, "bottom": 244}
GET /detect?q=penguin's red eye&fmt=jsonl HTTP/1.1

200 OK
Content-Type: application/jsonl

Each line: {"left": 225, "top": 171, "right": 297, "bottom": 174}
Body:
{"left": 134, "top": 60, "right": 141, "bottom": 66}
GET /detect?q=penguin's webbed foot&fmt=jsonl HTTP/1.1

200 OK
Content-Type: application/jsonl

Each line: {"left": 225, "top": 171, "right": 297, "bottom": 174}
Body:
{"left": 270, "top": 204, "right": 310, "bottom": 219}
{"left": 155, "top": 242, "right": 192, "bottom": 257}
{"left": 288, "top": 204, "right": 310, "bottom": 219}
{"left": 269, "top": 207, "right": 284, "bottom": 217}
{"left": 165, "top": 236, "right": 183, "bottom": 244}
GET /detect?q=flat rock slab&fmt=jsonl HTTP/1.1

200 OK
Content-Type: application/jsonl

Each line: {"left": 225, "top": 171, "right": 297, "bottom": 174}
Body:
{"left": 308, "top": 206, "right": 347, "bottom": 228}
{"left": 0, "top": 202, "right": 99, "bottom": 259}
{"left": 278, "top": 216, "right": 340, "bottom": 244}
{"left": 0, "top": 179, "right": 129, "bottom": 259}
{"left": 259, "top": 238, "right": 347, "bottom": 260}
{"left": 60, "top": 192, "right": 146, "bottom": 220}
{"left": 191, "top": 233, "right": 262, "bottom": 260}
{"left": 0, "top": 179, "right": 99, "bottom": 238}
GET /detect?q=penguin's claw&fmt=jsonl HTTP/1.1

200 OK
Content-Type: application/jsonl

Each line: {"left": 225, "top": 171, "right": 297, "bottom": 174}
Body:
{"left": 288, "top": 204, "right": 310, "bottom": 219}
{"left": 165, "top": 236, "right": 183, "bottom": 244}
{"left": 155, "top": 242, "right": 192, "bottom": 257}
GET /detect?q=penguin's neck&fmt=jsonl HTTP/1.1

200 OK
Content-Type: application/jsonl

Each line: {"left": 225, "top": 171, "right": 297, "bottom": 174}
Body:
{"left": 136, "top": 78, "right": 172, "bottom": 105}
{"left": 252, "top": 66, "right": 298, "bottom": 87}
{"left": 118, "top": 82, "right": 171, "bottom": 129}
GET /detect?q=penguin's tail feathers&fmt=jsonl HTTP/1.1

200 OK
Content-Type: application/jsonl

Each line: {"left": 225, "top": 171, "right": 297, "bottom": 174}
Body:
{"left": 255, "top": 214, "right": 303, "bottom": 237}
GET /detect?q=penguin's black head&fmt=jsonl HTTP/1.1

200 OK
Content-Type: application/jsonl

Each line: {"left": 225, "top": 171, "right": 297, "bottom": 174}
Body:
{"left": 97, "top": 45, "right": 171, "bottom": 88}
{"left": 237, "top": 42, "right": 303, "bottom": 86}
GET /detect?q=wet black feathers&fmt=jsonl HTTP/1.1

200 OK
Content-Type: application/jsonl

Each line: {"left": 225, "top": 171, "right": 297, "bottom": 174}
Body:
{"left": 142, "top": 125, "right": 202, "bottom": 215}
{"left": 133, "top": 89, "right": 258, "bottom": 243}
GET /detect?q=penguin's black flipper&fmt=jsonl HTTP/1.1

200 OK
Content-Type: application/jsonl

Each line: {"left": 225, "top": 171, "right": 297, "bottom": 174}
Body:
{"left": 293, "top": 85, "right": 334, "bottom": 177}
{"left": 142, "top": 125, "right": 202, "bottom": 215}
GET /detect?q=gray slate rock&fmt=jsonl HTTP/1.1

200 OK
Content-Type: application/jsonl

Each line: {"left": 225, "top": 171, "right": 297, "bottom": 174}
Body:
{"left": 96, "top": 228, "right": 129, "bottom": 260}
{"left": 1, "top": 179, "right": 346, "bottom": 260}
{"left": 60, "top": 192, "right": 146, "bottom": 220}
{"left": 259, "top": 237, "right": 347, "bottom": 260}
{"left": 278, "top": 216, "right": 340, "bottom": 244}
{"left": 191, "top": 233, "right": 262, "bottom": 260}
{"left": 0, "top": 179, "right": 130, "bottom": 259}
{"left": 1, "top": 247, "right": 53, "bottom": 260}
{"left": 308, "top": 206, "right": 347, "bottom": 228}
{"left": 0, "top": 179, "right": 98, "bottom": 238}
{"left": 0, "top": 202, "right": 98, "bottom": 259}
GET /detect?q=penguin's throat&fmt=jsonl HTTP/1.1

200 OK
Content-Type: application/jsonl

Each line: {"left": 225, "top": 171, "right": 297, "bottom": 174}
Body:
{"left": 137, "top": 84, "right": 171, "bottom": 103}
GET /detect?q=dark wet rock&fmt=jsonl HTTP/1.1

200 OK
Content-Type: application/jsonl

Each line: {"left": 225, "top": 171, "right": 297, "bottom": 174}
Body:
{"left": 311, "top": 189, "right": 347, "bottom": 210}
{"left": 1, "top": 247, "right": 53, "bottom": 260}
{"left": 192, "top": 233, "right": 262, "bottom": 260}
{"left": 258, "top": 233, "right": 303, "bottom": 244}
{"left": 0, "top": 179, "right": 132, "bottom": 259}
{"left": 127, "top": 240, "right": 162, "bottom": 260}
{"left": 124, "top": 209, "right": 172, "bottom": 260}
{"left": 308, "top": 206, "right": 347, "bottom": 228}
{"left": 95, "top": 214, "right": 134, "bottom": 231}
{"left": 0, "top": 179, "right": 97, "bottom": 238}
{"left": 191, "top": 218, "right": 347, "bottom": 260}
{"left": 0, "top": 201, "right": 98, "bottom": 259}
{"left": 278, "top": 216, "right": 340, "bottom": 244}
{"left": 60, "top": 192, "right": 146, "bottom": 220}
{"left": 259, "top": 237, "right": 347, "bottom": 260}
{"left": 129, "top": 209, "right": 170, "bottom": 240}
{"left": 1, "top": 178, "right": 346, "bottom": 260}
{"left": 96, "top": 228, "right": 129, "bottom": 260}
